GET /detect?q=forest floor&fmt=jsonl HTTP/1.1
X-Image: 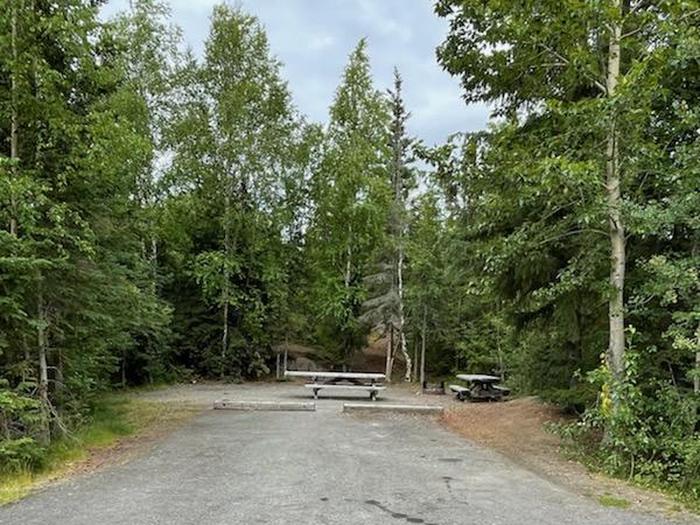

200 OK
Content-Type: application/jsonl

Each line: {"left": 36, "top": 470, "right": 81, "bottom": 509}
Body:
{"left": 441, "top": 395, "right": 697, "bottom": 521}
{"left": 1, "top": 382, "right": 697, "bottom": 524}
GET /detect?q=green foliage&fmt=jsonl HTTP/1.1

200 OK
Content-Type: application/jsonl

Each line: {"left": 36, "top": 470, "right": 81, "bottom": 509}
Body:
{"left": 0, "top": 438, "right": 44, "bottom": 473}
{"left": 158, "top": 4, "right": 309, "bottom": 379}
{"left": 0, "top": 0, "right": 178, "bottom": 457}
{"left": 0, "top": 387, "right": 46, "bottom": 471}
{"left": 1, "top": 0, "right": 698, "bottom": 507}
{"left": 555, "top": 354, "right": 700, "bottom": 502}
{"left": 431, "top": 0, "right": 700, "bottom": 503}
{"left": 306, "top": 40, "right": 392, "bottom": 365}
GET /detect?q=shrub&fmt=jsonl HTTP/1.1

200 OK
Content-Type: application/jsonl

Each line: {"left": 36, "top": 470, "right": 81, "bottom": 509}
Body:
{"left": 0, "top": 437, "right": 45, "bottom": 473}
{"left": 559, "top": 354, "right": 700, "bottom": 505}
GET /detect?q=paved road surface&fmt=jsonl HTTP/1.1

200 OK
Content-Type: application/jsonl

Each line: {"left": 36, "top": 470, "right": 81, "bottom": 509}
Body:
{"left": 0, "top": 384, "right": 691, "bottom": 525}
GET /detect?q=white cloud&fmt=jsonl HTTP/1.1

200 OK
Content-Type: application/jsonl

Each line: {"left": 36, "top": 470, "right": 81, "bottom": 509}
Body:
{"left": 308, "top": 34, "right": 336, "bottom": 51}
{"left": 101, "top": 0, "right": 490, "bottom": 144}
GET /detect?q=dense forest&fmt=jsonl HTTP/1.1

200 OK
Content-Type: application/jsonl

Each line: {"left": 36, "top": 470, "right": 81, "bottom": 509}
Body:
{"left": 0, "top": 0, "right": 698, "bottom": 501}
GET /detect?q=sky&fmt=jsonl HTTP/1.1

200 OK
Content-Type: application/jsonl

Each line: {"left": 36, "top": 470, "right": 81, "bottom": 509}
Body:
{"left": 101, "top": 0, "right": 490, "bottom": 146}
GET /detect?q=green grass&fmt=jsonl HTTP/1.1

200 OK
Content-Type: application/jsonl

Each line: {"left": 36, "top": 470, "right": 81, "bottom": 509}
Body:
{"left": 598, "top": 494, "right": 631, "bottom": 509}
{"left": 43, "top": 397, "right": 134, "bottom": 466}
{"left": 0, "top": 394, "right": 193, "bottom": 505}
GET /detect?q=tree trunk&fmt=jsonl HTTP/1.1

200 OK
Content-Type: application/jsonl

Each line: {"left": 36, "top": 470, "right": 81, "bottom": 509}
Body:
{"left": 605, "top": 1, "right": 626, "bottom": 384}
{"left": 37, "top": 279, "right": 50, "bottom": 445}
{"left": 397, "top": 246, "right": 411, "bottom": 381}
{"left": 389, "top": 72, "right": 411, "bottom": 381}
{"left": 343, "top": 226, "right": 353, "bottom": 371}
{"left": 9, "top": 1, "right": 19, "bottom": 236}
{"left": 21, "top": 335, "right": 29, "bottom": 383}
{"left": 150, "top": 236, "right": 158, "bottom": 293}
{"left": 55, "top": 348, "right": 64, "bottom": 407}
{"left": 413, "top": 339, "right": 418, "bottom": 380}
{"left": 221, "top": 300, "right": 229, "bottom": 377}
{"left": 221, "top": 179, "right": 232, "bottom": 377}
{"left": 496, "top": 337, "right": 504, "bottom": 383}
{"left": 385, "top": 325, "right": 394, "bottom": 382}
{"left": 694, "top": 324, "right": 700, "bottom": 395}
{"left": 420, "top": 304, "right": 427, "bottom": 386}
{"left": 121, "top": 352, "right": 127, "bottom": 388}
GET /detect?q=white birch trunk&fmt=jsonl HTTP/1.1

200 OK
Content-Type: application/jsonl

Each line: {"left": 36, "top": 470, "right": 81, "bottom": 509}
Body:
{"left": 344, "top": 238, "right": 352, "bottom": 288}
{"left": 37, "top": 279, "right": 50, "bottom": 444}
{"left": 221, "top": 175, "right": 232, "bottom": 377}
{"left": 420, "top": 304, "right": 427, "bottom": 386}
{"left": 413, "top": 340, "right": 418, "bottom": 380}
{"left": 343, "top": 224, "right": 352, "bottom": 367}
{"left": 605, "top": 1, "right": 626, "bottom": 383}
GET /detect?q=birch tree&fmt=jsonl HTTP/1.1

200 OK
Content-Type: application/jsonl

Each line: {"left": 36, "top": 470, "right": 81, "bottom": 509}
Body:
{"left": 435, "top": 0, "right": 700, "bottom": 406}
{"left": 168, "top": 5, "right": 298, "bottom": 377}
{"left": 308, "top": 40, "right": 391, "bottom": 367}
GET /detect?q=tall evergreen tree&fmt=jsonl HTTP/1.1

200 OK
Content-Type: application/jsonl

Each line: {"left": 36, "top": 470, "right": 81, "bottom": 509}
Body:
{"left": 362, "top": 69, "right": 415, "bottom": 380}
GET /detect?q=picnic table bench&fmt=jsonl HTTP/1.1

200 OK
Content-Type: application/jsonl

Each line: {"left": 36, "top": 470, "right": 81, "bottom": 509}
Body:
{"left": 449, "top": 374, "right": 510, "bottom": 402}
{"left": 284, "top": 371, "right": 386, "bottom": 401}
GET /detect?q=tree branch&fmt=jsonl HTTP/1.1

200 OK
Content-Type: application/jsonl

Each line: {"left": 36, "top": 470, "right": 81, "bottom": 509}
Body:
{"left": 540, "top": 44, "right": 607, "bottom": 94}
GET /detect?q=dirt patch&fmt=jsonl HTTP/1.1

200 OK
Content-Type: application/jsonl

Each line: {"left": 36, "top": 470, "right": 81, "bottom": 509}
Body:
{"left": 443, "top": 396, "right": 564, "bottom": 472}
{"left": 442, "top": 397, "right": 698, "bottom": 524}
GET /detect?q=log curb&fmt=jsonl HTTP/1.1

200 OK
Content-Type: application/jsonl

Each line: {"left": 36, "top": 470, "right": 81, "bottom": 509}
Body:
{"left": 342, "top": 403, "right": 444, "bottom": 415}
{"left": 213, "top": 400, "right": 316, "bottom": 411}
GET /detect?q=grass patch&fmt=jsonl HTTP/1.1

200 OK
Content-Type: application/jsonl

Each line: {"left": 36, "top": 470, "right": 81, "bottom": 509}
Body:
{"left": 598, "top": 494, "right": 631, "bottom": 509}
{"left": 0, "top": 393, "right": 194, "bottom": 506}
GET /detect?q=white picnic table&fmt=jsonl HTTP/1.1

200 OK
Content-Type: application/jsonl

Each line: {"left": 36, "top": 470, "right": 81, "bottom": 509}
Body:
{"left": 455, "top": 374, "right": 500, "bottom": 383}
{"left": 284, "top": 370, "right": 386, "bottom": 400}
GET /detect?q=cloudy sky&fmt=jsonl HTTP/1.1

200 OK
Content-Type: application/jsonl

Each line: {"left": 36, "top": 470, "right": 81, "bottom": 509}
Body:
{"left": 102, "top": 0, "right": 490, "bottom": 146}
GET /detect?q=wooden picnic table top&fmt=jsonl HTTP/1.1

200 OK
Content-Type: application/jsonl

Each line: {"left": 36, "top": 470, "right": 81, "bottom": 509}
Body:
{"left": 284, "top": 371, "right": 386, "bottom": 380}
{"left": 456, "top": 374, "right": 501, "bottom": 383}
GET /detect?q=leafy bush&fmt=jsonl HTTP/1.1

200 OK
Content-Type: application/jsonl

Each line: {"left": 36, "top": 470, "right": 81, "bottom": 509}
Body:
{"left": 557, "top": 354, "right": 700, "bottom": 505}
{"left": 540, "top": 383, "right": 598, "bottom": 415}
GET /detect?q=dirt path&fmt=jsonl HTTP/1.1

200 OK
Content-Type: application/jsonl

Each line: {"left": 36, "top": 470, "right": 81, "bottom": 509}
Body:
{"left": 1, "top": 382, "right": 696, "bottom": 525}
{"left": 442, "top": 396, "right": 697, "bottom": 523}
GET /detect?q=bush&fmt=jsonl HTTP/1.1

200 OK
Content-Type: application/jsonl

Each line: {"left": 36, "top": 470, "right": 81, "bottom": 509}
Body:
{"left": 0, "top": 387, "right": 49, "bottom": 474}
{"left": 541, "top": 383, "right": 598, "bottom": 415}
{"left": 558, "top": 356, "right": 700, "bottom": 506}
{"left": 0, "top": 437, "right": 45, "bottom": 473}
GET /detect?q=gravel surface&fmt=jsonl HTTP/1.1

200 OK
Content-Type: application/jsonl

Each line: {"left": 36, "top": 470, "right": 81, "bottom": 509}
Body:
{"left": 0, "top": 383, "right": 692, "bottom": 525}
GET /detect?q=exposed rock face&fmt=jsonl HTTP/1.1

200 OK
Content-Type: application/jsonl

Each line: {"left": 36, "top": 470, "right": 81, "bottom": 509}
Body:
{"left": 291, "top": 356, "right": 318, "bottom": 371}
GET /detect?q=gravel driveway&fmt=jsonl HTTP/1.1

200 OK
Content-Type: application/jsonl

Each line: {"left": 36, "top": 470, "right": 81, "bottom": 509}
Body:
{"left": 0, "top": 383, "right": 691, "bottom": 525}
